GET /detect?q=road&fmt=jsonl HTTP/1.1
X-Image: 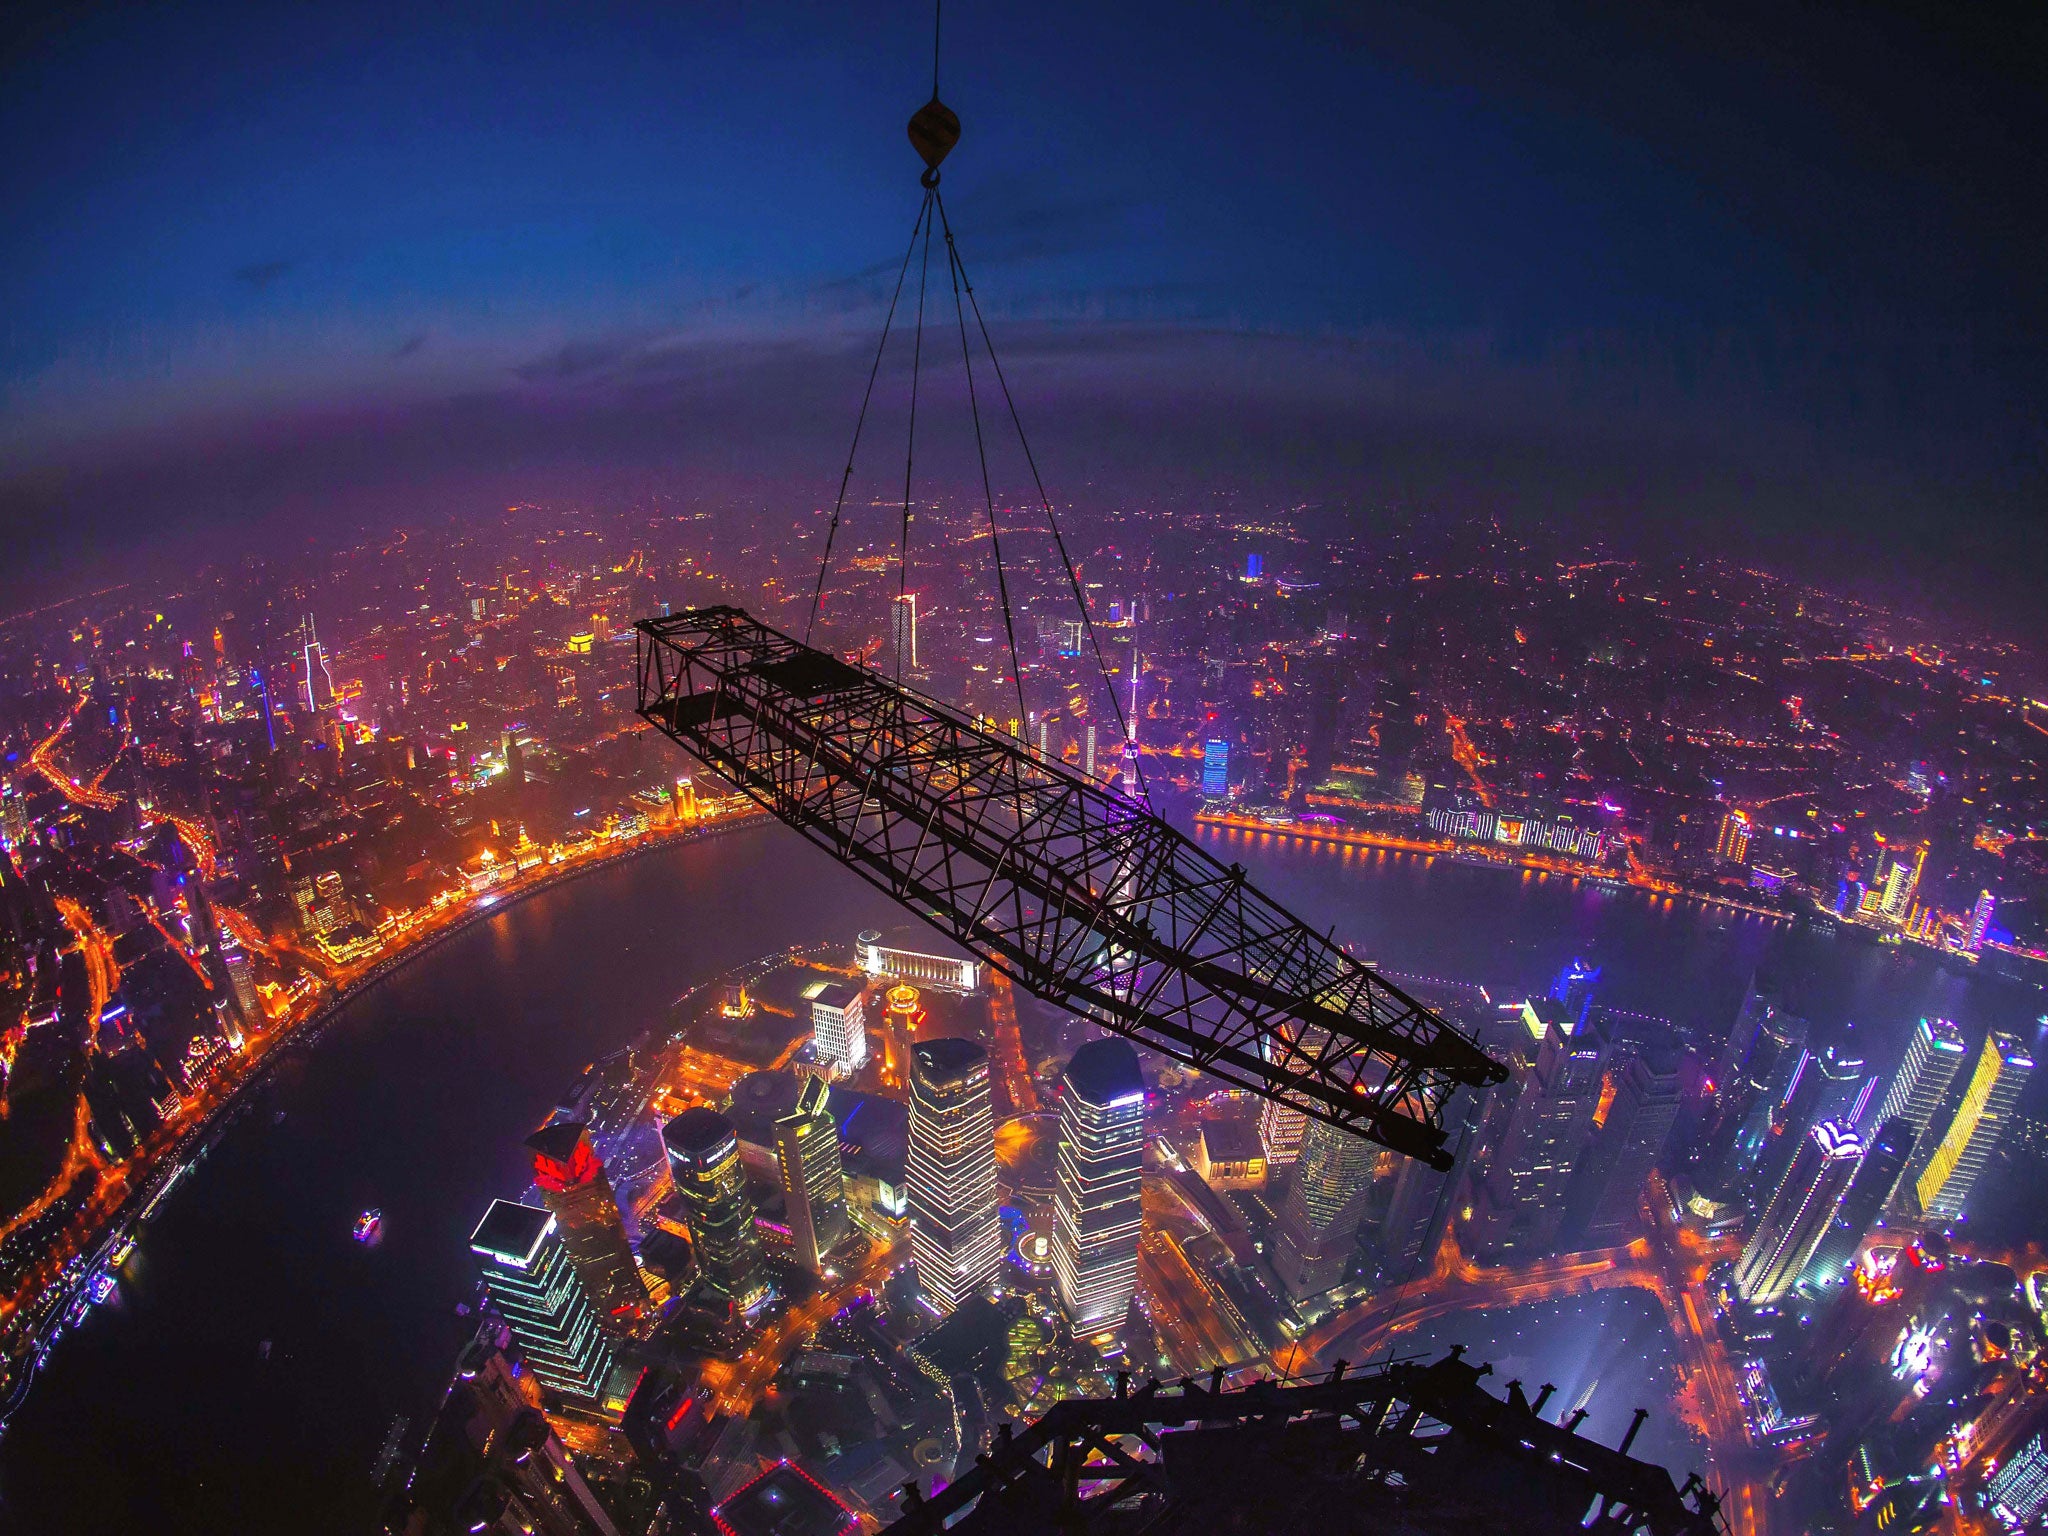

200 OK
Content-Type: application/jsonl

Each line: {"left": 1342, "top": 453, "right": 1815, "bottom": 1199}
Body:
{"left": 1303, "top": 1181, "right": 1776, "bottom": 1536}
{"left": 700, "top": 1235, "right": 904, "bottom": 1416}
{"left": 986, "top": 974, "right": 1037, "bottom": 1117}
{"left": 26, "top": 699, "right": 122, "bottom": 812}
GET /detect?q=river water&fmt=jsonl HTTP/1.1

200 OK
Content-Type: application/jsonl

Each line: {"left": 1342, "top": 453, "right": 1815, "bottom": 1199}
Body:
{"left": 2, "top": 821, "right": 2039, "bottom": 1534}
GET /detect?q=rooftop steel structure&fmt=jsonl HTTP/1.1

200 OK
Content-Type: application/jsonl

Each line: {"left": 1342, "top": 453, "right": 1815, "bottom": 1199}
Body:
{"left": 882, "top": 1351, "right": 1724, "bottom": 1536}
{"left": 635, "top": 606, "right": 1503, "bottom": 1168}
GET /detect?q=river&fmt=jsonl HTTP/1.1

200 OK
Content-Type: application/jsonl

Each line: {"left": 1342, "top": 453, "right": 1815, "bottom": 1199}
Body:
{"left": 1, "top": 819, "right": 2038, "bottom": 1533}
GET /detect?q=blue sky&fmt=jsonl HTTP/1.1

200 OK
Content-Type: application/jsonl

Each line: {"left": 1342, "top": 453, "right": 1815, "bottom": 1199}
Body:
{"left": 3, "top": 1, "right": 2043, "bottom": 624}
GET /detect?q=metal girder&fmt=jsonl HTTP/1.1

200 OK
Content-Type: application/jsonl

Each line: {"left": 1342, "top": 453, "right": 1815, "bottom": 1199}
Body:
{"left": 634, "top": 607, "right": 1504, "bottom": 1167}
{"left": 882, "top": 1352, "right": 1724, "bottom": 1536}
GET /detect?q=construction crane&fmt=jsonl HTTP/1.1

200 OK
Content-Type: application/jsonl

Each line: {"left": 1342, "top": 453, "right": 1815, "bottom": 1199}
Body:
{"left": 634, "top": 607, "right": 1503, "bottom": 1167}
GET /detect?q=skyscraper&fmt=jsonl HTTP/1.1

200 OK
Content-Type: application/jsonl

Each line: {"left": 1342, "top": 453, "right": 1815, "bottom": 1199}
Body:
{"left": 890, "top": 592, "right": 919, "bottom": 676}
{"left": 297, "top": 614, "right": 335, "bottom": 713}
{"left": 662, "top": 1108, "right": 766, "bottom": 1307}
{"left": 776, "top": 1075, "right": 849, "bottom": 1273}
{"left": 1869, "top": 1016, "right": 1968, "bottom": 1196}
{"left": 1255, "top": 1022, "right": 1327, "bottom": 1168}
{"left": 906, "top": 1037, "right": 1002, "bottom": 1312}
{"left": 1989, "top": 1432, "right": 2048, "bottom": 1528}
{"left": 1914, "top": 1032, "right": 2034, "bottom": 1221}
{"left": 1967, "top": 890, "right": 1998, "bottom": 951}
{"left": 1799, "top": 1115, "right": 1913, "bottom": 1288}
{"left": 1572, "top": 1045, "right": 1685, "bottom": 1247}
{"left": 1201, "top": 738, "right": 1229, "bottom": 798}
{"left": 526, "top": 1121, "right": 647, "bottom": 1331}
{"left": 1733, "top": 1121, "right": 1863, "bottom": 1304}
{"left": 469, "top": 1200, "right": 619, "bottom": 1406}
{"left": 1270, "top": 1115, "right": 1382, "bottom": 1301}
{"left": 807, "top": 981, "right": 868, "bottom": 1073}
{"left": 1051, "top": 1039, "right": 1146, "bottom": 1331}
{"left": 1470, "top": 1001, "right": 1611, "bottom": 1260}
{"left": 1715, "top": 808, "right": 1753, "bottom": 864}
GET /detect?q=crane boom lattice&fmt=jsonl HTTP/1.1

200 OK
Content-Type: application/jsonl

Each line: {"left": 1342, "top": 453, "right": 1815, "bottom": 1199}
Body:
{"left": 635, "top": 607, "right": 1503, "bottom": 1167}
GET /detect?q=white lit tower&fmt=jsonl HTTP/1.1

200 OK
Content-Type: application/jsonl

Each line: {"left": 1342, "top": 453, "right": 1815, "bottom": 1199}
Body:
{"left": 808, "top": 981, "right": 868, "bottom": 1073}
{"left": 1120, "top": 648, "right": 1141, "bottom": 798}
{"left": 1733, "top": 1120, "right": 1863, "bottom": 1305}
{"left": 906, "top": 1037, "right": 1003, "bottom": 1312}
{"left": 469, "top": 1199, "right": 619, "bottom": 1406}
{"left": 1051, "top": 1039, "right": 1146, "bottom": 1331}
{"left": 1257, "top": 1022, "right": 1328, "bottom": 1168}
{"left": 1868, "top": 1016, "right": 1968, "bottom": 1200}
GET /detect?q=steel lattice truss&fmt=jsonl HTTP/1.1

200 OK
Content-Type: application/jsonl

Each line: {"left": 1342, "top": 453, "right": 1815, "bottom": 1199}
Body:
{"left": 881, "top": 1352, "right": 1724, "bottom": 1536}
{"left": 635, "top": 607, "right": 1503, "bottom": 1167}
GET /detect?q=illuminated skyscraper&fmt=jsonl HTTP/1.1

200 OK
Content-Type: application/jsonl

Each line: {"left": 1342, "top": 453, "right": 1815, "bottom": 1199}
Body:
{"left": 526, "top": 1121, "right": 647, "bottom": 1331}
{"left": 1271, "top": 1115, "right": 1382, "bottom": 1301}
{"left": 1471, "top": 1000, "right": 1611, "bottom": 1260}
{"left": 1715, "top": 809, "right": 1753, "bottom": 864}
{"left": 1051, "top": 1039, "right": 1145, "bottom": 1330}
{"left": 469, "top": 1199, "right": 619, "bottom": 1406}
{"left": 218, "top": 932, "right": 259, "bottom": 1032}
{"left": 1989, "top": 1432, "right": 2048, "bottom": 1527}
{"left": 1256, "top": 1021, "right": 1327, "bottom": 1168}
{"left": 1869, "top": 1016, "right": 1967, "bottom": 1196}
{"left": 296, "top": 614, "right": 335, "bottom": 713}
{"left": 1084, "top": 722, "right": 1099, "bottom": 779}
{"left": 1201, "top": 738, "right": 1229, "bottom": 798}
{"left": 1914, "top": 1032, "right": 2033, "bottom": 1221}
{"left": 906, "top": 1037, "right": 1002, "bottom": 1312}
{"left": 661, "top": 1108, "right": 766, "bottom": 1307}
{"left": 776, "top": 1075, "right": 849, "bottom": 1273}
{"left": 1967, "top": 890, "right": 1997, "bottom": 952}
{"left": 806, "top": 980, "right": 868, "bottom": 1073}
{"left": 1799, "top": 1115, "right": 1913, "bottom": 1288}
{"left": 1878, "top": 843, "right": 1927, "bottom": 922}
{"left": 1734, "top": 1120, "right": 1862, "bottom": 1304}
{"left": 890, "top": 592, "right": 919, "bottom": 676}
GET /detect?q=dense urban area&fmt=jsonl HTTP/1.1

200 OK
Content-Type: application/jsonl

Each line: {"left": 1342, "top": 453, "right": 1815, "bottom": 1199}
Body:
{"left": 3, "top": 499, "right": 2047, "bottom": 1536}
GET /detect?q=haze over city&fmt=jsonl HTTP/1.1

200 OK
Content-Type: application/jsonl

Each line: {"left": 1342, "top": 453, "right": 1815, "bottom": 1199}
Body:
{"left": 2, "top": 6, "right": 2047, "bottom": 1536}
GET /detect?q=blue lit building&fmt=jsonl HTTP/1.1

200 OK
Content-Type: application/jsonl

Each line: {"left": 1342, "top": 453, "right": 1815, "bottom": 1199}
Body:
{"left": 1201, "top": 739, "right": 1229, "bottom": 798}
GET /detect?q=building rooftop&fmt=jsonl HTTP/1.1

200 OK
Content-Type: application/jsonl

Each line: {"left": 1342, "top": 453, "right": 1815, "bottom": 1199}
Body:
{"left": 469, "top": 1199, "right": 554, "bottom": 1268}
{"left": 1064, "top": 1037, "right": 1144, "bottom": 1108}
{"left": 1199, "top": 1118, "right": 1265, "bottom": 1164}
{"left": 912, "top": 1036, "right": 987, "bottom": 1088}
{"left": 714, "top": 1461, "right": 854, "bottom": 1536}
{"left": 810, "top": 981, "right": 862, "bottom": 1011}
{"left": 524, "top": 1118, "right": 590, "bottom": 1164}
{"left": 663, "top": 1106, "right": 739, "bottom": 1164}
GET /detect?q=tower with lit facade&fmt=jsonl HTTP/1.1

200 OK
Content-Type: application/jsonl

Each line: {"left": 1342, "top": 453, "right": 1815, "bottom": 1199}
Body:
{"left": 1799, "top": 1115, "right": 1913, "bottom": 1288}
{"left": 906, "top": 1037, "right": 1002, "bottom": 1312}
{"left": 1733, "top": 1120, "right": 1862, "bottom": 1305}
{"left": 1571, "top": 1045, "right": 1684, "bottom": 1247}
{"left": 1257, "top": 1021, "right": 1327, "bottom": 1169}
{"left": 661, "top": 1108, "right": 766, "bottom": 1308}
{"left": 526, "top": 1121, "right": 647, "bottom": 1331}
{"left": 776, "top": 1075, "right": 849, "bottom": 1273}
{"left": 1470, "top": 1000, "right": 1611, "bottom": 1260}
{"left": 469, "top": 1199, "right": 619, "bottom": 1407}
{"left": 1051, "top": 1038, "right": 1146, "bottom": 1331}
{"left": 1913, "top": 1032, "right": 2033, "bottom": 1221}
{"left": 1869, "top": 1016, "right": 1968, "bottom": 1198}
{"left": 1271, "top": 1114, "right": 1382, "bottom": 1302}
{"left": 807, "top": 980, "right": 868, "bottom": 1074}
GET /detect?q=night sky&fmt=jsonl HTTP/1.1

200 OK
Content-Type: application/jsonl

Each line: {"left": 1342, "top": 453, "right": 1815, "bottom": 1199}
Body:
{"left": 3, "top": 2, "right": 2044, "bottom": 629}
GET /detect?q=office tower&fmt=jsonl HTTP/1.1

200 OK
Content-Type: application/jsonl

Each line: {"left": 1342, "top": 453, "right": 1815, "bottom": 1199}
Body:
{"left": 218, "top": 932, "right": 259, "bottom": 1029}
{"left": 399, "top": 1326, "right": 624, "bottom": 1536}
{"left": 469, "top": 1200, "right": 619, "bottom": 1405}
{"left": 1806, "top": 1040, "right": 1875, "bottom": 1130}
{"left": 1733, "top": 1121, "right": 1863, "bottom": 1304}
{"left": 661, "top": 1108, "right": 766, "bottom": 1307}
{"left": 1990, "top": 1432, "right": 2048, "bottom": 1527}
{"left": 906, "top": 1037, "right": 1002, "bottom": 1312}
{"left": 1572, "top": 1046, "right": 1685, "bottom": 1247}
{"left": 1471, "top": 1005, "right": 1612, "bottom": 1260}
{"left": 1051, "top": 1039, "right": 1146, "bottom": 1331}
{"left": 1271, "top": 1115, "right": 1382, "bottom": 1301}
{"left": 1967, "top": 890, "right": 1997, "bottom": 951}
{"left": 297, "top": 614, "right": 335, "bottom": 713}
{"left": 807, "top": 980, "right": 868, "bottom": 1072}
{"left": 1800, "top": 1115, "right": 1914, "bottom": 1288}
{"left": 1256, "top": 1022, "right": 1328, "bottom": 1167}
{"left": 1715, "top": 809, "right": 1752, "bottom": 864}
{"left": 776, "top": 1075, "right": 849, "bottom": 1273}
{"left": 526, "top": 1121, "right": 647, "bottom": 1331}
{"left": 890, "top": 592, "right": 919, "bottom": 675}
{"left": 1914, "top": 1032, "right": 2034, "bottom": 1221}
{"left": 1869, "top": 1016, "right": 1968, "bottom": 1198}
{"left": 1201, "top": 738, "right": 1230, "bottom": 798}
{"left": 1879, "top": 844, "right": 1927, "bottom": 922}
{"left": 1715, "top": 971, "right": 1786, "bottom": 1093}
{"left": 1084, "top": 723, "right": 1098, "bottom": 779}
{"left": 1549, "top": 957, "right": 1600, "bottom": 1030}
